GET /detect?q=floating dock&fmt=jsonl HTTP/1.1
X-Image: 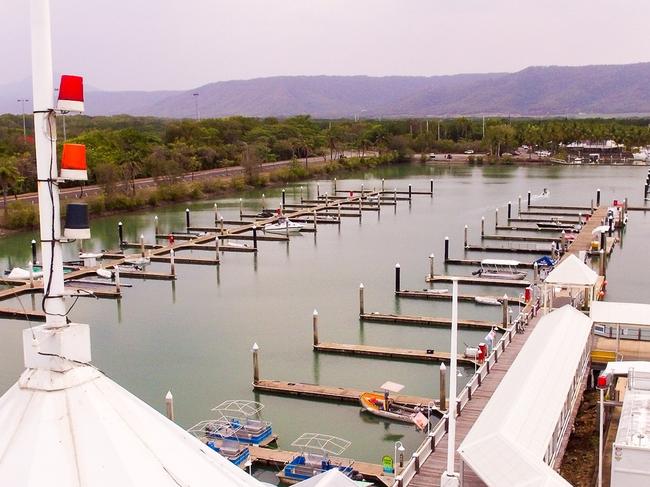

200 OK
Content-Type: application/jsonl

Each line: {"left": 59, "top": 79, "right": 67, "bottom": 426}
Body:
{"left": 360, "top": 312, "right": 499, "bottom": 331}
{"left": 426, "top": 275, "right": 531, "bottom": 287}
{"left": 396, "top": 290, "right": 523, "bottom": 305}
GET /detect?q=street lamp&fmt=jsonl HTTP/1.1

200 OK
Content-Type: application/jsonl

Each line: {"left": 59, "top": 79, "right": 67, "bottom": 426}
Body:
{"left": 17, "top": 98, "right": 29, "bottom": 141}
{"left": 393, "top": 441, "right": 405, "bottom": 476}
{"left": 192, "top": 92, "right": 200, "bottom": 121}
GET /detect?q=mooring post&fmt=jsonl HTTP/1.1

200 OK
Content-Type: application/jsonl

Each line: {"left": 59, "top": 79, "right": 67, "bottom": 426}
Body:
{"left": 361, "top": 184, "right": 364, "bottom": 196}
{"left": 464, "top": 225, "right": 468, "bottom": 248}
{"left": 239, "top": 198, "right": 243, "bottom": 218}
{"left": 599, "top": 249, "right": 605, "bottom": 277}
{"left": 359, "top": 197, "right": 362, "bottom": 216}
{"left": 333, "top": 178, "right": 337, "bottom": 192}
{"left": 252, "top": 343, "right": 260, "bottom": 384}
{"left": 337, "top": 203, "right": 341, "bottom": 223}
{"left": 281, "top": 189, "right": 286, "bottom": 207}
{"left": 444, "top": 236, "right": 449, "bottom": 262}
{"left": 285, "top": 218, "right": 290, "bottom": 237}
{"left": 252, "top": 225, "right": 258, "bottom": 249}
{"left": 300, "top": 186, "right": 304, "bottom": 202}
{"left": 185, "top": 208, "right": 190, "bottom": 233}
{"left": 359, "top": 283, "right": 365, "bottom": 314}
{"left": 481, "top": 217, "right": 485, "bottom": 237}
{"left": 325, "top": 192, "right": 329, "bottom": 205}
{"left": 215, "top": 235, "right": 220, "bottom": 260}
{"left": 596, "top": 188, "right": 601, "bottom": 207}
{"left": 214, "top": 203, "right": 218, "bottom": 224}
{"left": 408, "top": 184, "right": 412, "bottom": 202}
{"left": 220, "top": 216, "right": 224, "bottom": 234}
{"left": 312, "top": 309, "right": 319, "bottom": 346}
{"left": 313, "top": 209, "right": 318, "bottom": 232}
{"left": 118, "top": 221, "right": 124, "bottom": 248}
{"left": 429, "top": 254, "right": 435, "bottom": 280}
{"left": 165, "top": 391, "right": 175, "bottom": 421}
{"left": 518, "top": 195, "right": 522, "bottom": 215}
{"left": 608, "top": 216, "right": 614, "bottom": 236}
{"left": 170, "top": 248, "right": 176, "bottom": 276}
{"left": 502, "top": 295, "right": 509, "bottom": 326}
{"left": 31, "top": 239, "right": 37, "bottom": 264}
{"left": 154, "top": 215, "right": 159, "bottom": 236}
{"left": 439, "top": 363, "right": 447, "bottom": 411}
{"left": 600, "top": 230, "right": 606, "bottom": 252}
{"left": 394, "top": 188, "right": 397, "bottom": 206}
{"left": 317, "top": 183, "right": 320, "bottom": 198}
{"left": 395, "top": 263, "right": 401, "bottom": 292}
{"left": 140, "top": 234, "right": 145, "bottom": 257}
{"left": 381, "top": 178, "right": 385, "bottom": 192}
{"left": 495, "top": 208, "right": 499, "bottom": 229}
{"left": 507, "top": 201, "right": 512, "bottom": 220}
{"left": 527, "top": 191, "right": 531, "bottom": 207}
{"left": 561, "top": 230, "right": 566, "bottom": 252}
{"left": 28, "top": 261, "right": 34, "bottom": 288}
{"left": 533, "top": 262, "right": 539, "bottom": 284}
{"left": 114, "top": 266, "right": 121, "bottom": 293}
{"left": 430, "top": 178, "right": 434, "bottom": 196}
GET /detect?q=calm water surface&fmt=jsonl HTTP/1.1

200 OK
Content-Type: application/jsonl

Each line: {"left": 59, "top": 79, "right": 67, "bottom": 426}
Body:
{"left": 0, "top": 163, "right": 648, "bottom": 483}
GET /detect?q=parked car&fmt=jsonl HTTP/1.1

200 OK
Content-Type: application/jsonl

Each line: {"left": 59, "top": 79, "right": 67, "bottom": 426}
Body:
{"left": 428, "top": 153, "right": 436, "bottom": 160}
{"left": 464, "top": 150, "right": 474, "bottom": 154}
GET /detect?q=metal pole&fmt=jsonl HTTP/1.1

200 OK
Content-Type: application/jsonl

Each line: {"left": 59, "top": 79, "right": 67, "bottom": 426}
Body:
{"left": 598, "top": 387, "right": 604, "bottom": 487}
{"left": 495, "top": 208, "right": 499, "bottom": 228}
{"left": 408, "top": 184, "right": 412, "bottom": 202}
{"left": 281, "top": 189, "right": 286, "bottom": 207}
{"left": 185, "top": 208, "right": 190, "bottom": 233}
{"left": 518, "top": 195, "right": 521, "bottom": 215}
{"left": 439, "top": 363, "right": 447, "bottom": 411}
{"left": 154, "top": 215, "right": 159, "bottom": 235}
{"left": 596, "top": 188, "right": 601, "bottom": 207}
{"left": 359, "top": 283, "right": 365, "bottom": 315}
{"left": 395, "top": 263, "right": 401, "bottom": 292}
{"left": 444, "top": 236, "right": 449, "bottom": 262}
{"left": 214, "top": 203, "right": 218, "bottom": 224}
{"left": 430, "top": 179, "right": 434, "bottom": 196}
{"left": 312, "top": 309, "right": 319, "bottom": 346}
{"left": 443, "top": 279, "right": 460, "bottom": 484}
{"left": 252, "top": 225, "right": 258, "bottom": 249}
{"left": 31, "top": 239, "right": 37, "bottom": 264}
{"left": 527, "top": 191, "right": 531, "bottom": 208}
{"left": 118, "top": 221, "right": 124, "bottom": 248}
{"left": 507, "top": 201, "right": 512, "bottom": 220}
{"left": 31, "top": 0, "right": 66, "bottom": 327}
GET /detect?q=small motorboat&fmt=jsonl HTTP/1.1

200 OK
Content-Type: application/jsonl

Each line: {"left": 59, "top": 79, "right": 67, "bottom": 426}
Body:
{"left": 359, "top": 382, "right": 430, "bottom": 429}
{"left": 278, "top": 433, "right": 358, "bottom": 484}
{"left": 536, "top": 218, "right": 580, "bottom": 231}
{"left": 474, "top": 296, "right": 502, "bottom": 306}
{"left": 422, "top": 288, "right": 449, "bottom": 295}
{"left": 6, "top": 267, "right": 43, "bottom": 280}
{"left": 210, "top": 400, "right": 275, "bottom": 446}
{"left": 473, "top": 259, "right": 527, "bottom": 281}
{"left": 96, "top": 268, "right": 112, "bottom": 279}
{"left": 264, "top": 217, "right": 304, "bottom": 234}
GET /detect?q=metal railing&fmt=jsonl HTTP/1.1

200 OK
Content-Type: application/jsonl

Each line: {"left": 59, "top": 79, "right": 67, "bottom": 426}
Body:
{"left": 391, "top": 298, "right": 540, "bottom": 487}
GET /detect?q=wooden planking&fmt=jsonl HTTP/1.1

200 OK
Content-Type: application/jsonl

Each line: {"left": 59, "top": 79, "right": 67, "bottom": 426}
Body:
{"left": 495, "top": 225, "right": 571, "bottom": 233}
{"left": 445, "top": 258, "right": 537, "bottom": 267}
{"left": 563, "top": 206, "right": 608, "bottom": 257}
{"left": 409, "top": 314, "right": 542, "bottom": 487}
{"left": 315, "top": 341, "right": 477, "bottom": 365}
{"left": 253, "top": 379, "right": 436, "bottom": 407}
{"left": 360, "top": 312, "right": 500, "bottom": 331}
{"left": 463, "top": 245, "right": 552, "bottom": 255}
{"left": 508, "top": 217, "right": 581, "bottom": 224}
{"left": 528, "top": 204, "right": 592, "bottom": 211}
{"left": 0, "top": 306, "right": 46, "bottom": 321}
{"left": 481, "top": 234, "right": 559, "bottom": 243}
{"left": 519, "top": 210, "right": 591, "bottom": 217}
{"left": 396, "top": 290, "right": 523, "bottom": 305}
{"left": 426, "top": 275, "right": 531, "bottom": 287}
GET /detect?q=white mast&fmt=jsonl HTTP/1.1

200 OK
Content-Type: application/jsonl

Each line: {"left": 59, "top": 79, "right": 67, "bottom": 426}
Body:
{"left": 31, "top": 0, "right": 66, "bottom": 328}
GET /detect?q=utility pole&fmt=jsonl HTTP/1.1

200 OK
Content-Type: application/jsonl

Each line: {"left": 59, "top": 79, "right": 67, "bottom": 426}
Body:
{"left": 192, "top": 92, "right": 200, "bottom": 120}
{"left": 482, "top": 116, "right": 485, "bottom": 139}
{"left": 437, "top": 121, "right": 441, "bottom": 141}
{"left": 17, "top": 98, "right": 29, "bottom": 141}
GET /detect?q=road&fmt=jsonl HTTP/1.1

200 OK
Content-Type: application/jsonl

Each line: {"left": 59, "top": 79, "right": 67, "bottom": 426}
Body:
{"left": 1, "top": 151, "right": 366, "bottom": 207}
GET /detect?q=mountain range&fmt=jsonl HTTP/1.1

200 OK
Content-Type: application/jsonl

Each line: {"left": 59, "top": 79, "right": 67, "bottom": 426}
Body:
{"left": 2, "top": 63, "right": 650, "bottom": 119}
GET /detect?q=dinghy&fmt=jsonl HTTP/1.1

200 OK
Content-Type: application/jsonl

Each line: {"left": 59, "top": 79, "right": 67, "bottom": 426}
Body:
{"left": 473, "top": 259, "right": 527, "bottom": 280}
{"left": 474, "top": 296, "right": 502, "bottom": 306}
{"left": 359, "top": 382, "right": 430, "bottom": 429}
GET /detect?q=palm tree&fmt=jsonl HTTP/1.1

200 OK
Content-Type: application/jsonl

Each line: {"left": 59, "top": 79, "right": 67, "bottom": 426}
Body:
{"left": 0, "top": 158, "right": 21, "bottom": 216}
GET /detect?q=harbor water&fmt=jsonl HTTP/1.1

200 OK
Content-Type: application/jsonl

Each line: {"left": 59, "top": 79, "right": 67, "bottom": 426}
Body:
{"left": 0, "top": 163, "right": 648, "bottom": 483}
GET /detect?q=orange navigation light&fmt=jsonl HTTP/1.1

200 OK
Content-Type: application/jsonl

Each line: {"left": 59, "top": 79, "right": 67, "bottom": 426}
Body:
{"left": 60, "top": 143, "right": 88, "bottom": 181}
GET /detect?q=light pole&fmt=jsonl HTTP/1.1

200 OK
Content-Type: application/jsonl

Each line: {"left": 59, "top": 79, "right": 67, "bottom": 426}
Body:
{"left": 393, "top": 441, "right": 405, "bottom": 476}
{"left": 441, "top": 278, "right": 460, "bottom": 487}
{"left": 192, "top": 92, "right": 200, "bottom": 121}
{"left": 596, "top": 372, "right": 611, "bottom": 487}
{"left": 17, "top": 98, "right": 29, "bottom": 141}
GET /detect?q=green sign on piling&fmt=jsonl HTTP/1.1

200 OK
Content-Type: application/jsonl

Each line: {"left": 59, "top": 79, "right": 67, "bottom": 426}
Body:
{"left": 382, "top": 455, "right": 394, "bottom": 474}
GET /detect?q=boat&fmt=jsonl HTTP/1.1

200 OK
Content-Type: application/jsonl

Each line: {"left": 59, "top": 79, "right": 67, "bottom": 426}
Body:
{"left": 188, "top": 420, "right": 251, "bottom": 468}
{"left": 474, "top": 296, "right": 502, "bottom": 306}
{"left": 421, "top": 288, "right": 449, "bottom": 295}
{"left": 536, "top": 218, "right": 580, "bottom": 231}
{"left": 473, "top": 259, "right": 527, "bottom": 280}
{"left": 95, "top": 268, "right": 112, "bottom": 279}
{"left": 6, "top": 267, "right": 43, "bottom": 280}
{"left": 278, "top": 433, "right": 359, "bottom": 484}
{"left": 123, "top": 256, "right": 151, "bottom": 266}
{"left": 359, "top": 382, "right": 430, "bottom": 429}
{"left": 633, "top": 149, "right": 649, "bottom": 162}
{"left": 209, "top": 400, "right": 275, "bottom": 446}
{"left": 263, "top": 217, "right": 304, "bottom": 234}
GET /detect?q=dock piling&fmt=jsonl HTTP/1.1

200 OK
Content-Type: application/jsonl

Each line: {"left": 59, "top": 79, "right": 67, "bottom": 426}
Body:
{"left": 502, "top": 295, "right": 508, "bottom": 326}
{"left": 220, "top": 216, "right": 224, "bottom": 234}
{"left": 154, "top": 215, "right": 159, "bottom": 236}
{"left": 31, "top": 239, "right": 37, "bottom": 264}
{"left": 140, "top": 234, "right": 145, "bottom": 257}
{"left": 507, "top": 201, "right": 512, "bottom": 220}
{"left": 394, "top": 188, "right": 397, "bottom": 206}
{"left": 608, "top": 216, "right": 613, "bottom": 236}
{"left": 430, "top": 179, "right": 434, "bottom": 196}
{"left": 185, "top": 208, "right": 190, "bottom": 233}
{"left": 170, "top": 249, "right": 176, "bottom": 276}
{"left": 281, "top": 189, "right": 286, "bottom": 207}
{"left": 239, "top": 198, "right": 243, "bottom": 218}
{"left": 312, "top": 310, "right": 319, "bottom": 346}
{"left": 533, "top": 262, "right": 539, "bottom": 284}
{"left": 28, "top": 261, "right": 34, "bottom": 288}
{"left": 252, "top": 225, "right": 258, "bottom": 249}
{"left": 118, "top": 222, "right": 124, "bottom": 248}
{"left": 165, "top": 391, "right": 174, "bottom": 421}
{"left": 252, "top": 343, "right": 260, "bottom": 384}
{"left": 214, "top": 203, "right": 218, "bottom": 223}
{"left": 464, "top": 225, "right": 468, "bottom": 248}
{"left": 313, "top": 209, "right": 318, "bottom": 232}
{"left": 382, "top": 178, "right": 385, "bottom": 192}
{"left": 444, "top": 237, "right": 449, "bottom": 262}
{"left": 429, "top": 254, "right": 435, "bottom": 280}
{"left": 395, "top": 263, "right": 401, "bottom": 292}
{"left": 518, "top": 195, "right": 522, "bottom": 215}
{"left": 334, "top": 178, "right": 337, "bottom": 192}
{"left": 599, "top": 249, "right": 605, "bottom": 277}
{"left": 359, "top": 283, "right": 365, "bottom": 315}
{"left": 300, "top": 186, "right": 303, "bottom": 202}
{"left": 596, "top": 188, "right": 601, "bottom": 207}
{"left": 317, "top": 184, "right": 320, "bottom": 198}
{"left": 495, "top": 208, "right": 498, "bottom": 229}
{"left": 408, "top": 184, "right": 412, "bottom": 202}
{"left": 439, "top": 363, "right": 447, "bottom": 411}
{"left": 527, "top": 191, "right": 531, "bottom": 208}
{"left": 115, "top": 266, "right": 121, "bottom": 293}
{"left": 481, "top": 217, "right": 485, "bottom": 237}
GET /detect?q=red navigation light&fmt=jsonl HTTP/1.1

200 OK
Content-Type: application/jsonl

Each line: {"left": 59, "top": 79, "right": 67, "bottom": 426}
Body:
{"left": 56, "top": 75, "right": 84, "bottom": 112}
{"left": 597, "top": 373, "right": 611, "bottom": 390}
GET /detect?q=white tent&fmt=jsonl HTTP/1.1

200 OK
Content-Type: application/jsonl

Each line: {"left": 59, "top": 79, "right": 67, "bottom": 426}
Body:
{"left": 294, "top": 469, "right": 359, "bottom": 486}
{"left": 543, "top": 254, "right": 599, "bottom": 312}
{"left": 458, "top": 305, "right": 592, "bottom": 486}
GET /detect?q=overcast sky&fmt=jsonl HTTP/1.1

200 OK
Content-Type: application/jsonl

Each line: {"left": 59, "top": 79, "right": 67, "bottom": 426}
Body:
{"left": 2, "top": 0, "right": 649, "bottom": 91}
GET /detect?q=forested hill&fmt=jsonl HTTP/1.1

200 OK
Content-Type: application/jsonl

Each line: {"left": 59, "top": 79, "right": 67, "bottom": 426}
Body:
{"left": 2, "top": 63, "right": 650, "bottom": 118}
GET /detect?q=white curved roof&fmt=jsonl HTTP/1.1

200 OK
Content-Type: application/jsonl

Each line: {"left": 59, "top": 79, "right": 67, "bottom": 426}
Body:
{"left": 458, "top": 305, "right": 592, "bottom": 486}
{"left": 545, "top": 254, "right": 598, "bottom": 286}
{"left": 481, "top": 259, "right": 520, "bottom": 267}
{"left": 591, "top": 301, "right": 650, "bottom": 327}
{"left": 0, "top": 365, "right": 262, "bottom": 487}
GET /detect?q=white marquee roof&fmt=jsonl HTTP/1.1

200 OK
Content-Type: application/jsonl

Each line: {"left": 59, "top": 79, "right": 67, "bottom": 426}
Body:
{"left": 545, "top": 254, "right": 598, "bottom": 287}
{"left": 591, "top": 301, "right": 650, "bottom": 327}
{"left": 294, "top": 469, "right": 358, "bottom": 486}
{"left": 0, "top": 364, "right": 263, "bottom": 487}
{"left": 458, "top": 305, "right": 592, "bottom": 487}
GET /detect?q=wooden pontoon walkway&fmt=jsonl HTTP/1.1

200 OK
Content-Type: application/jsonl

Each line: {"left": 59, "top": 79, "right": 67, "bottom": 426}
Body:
{"left": 426, "top": 275, "right": 531, "bottom": 287}
{"left": 408, "top": 313, "right": 542, "bottom": 487}
{"left": 396, "top": 290, "right": 523, "bottom": 305}
{"left": 360, "top": 312, "right": 500, "bottom": 331}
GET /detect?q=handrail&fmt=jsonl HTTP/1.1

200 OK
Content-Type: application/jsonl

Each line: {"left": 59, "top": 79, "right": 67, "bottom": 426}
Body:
{"left": 392, "top": 297, "right": 540, "bottom": 487}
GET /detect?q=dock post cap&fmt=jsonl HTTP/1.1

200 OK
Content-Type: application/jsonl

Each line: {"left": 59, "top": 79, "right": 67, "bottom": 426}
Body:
{"left": 313, "top": 309, "right": 318, "bottom": 316}
{"left": 165, "top": 390, "right": 173, "bottom": 400}
{"left": 154, "top": 215, "right": 158, "bottom": 220}
{"left": 31, "top": 239, "right": 36, "bottom": 243}
{"left": 118, "top": 221, "right": 123, "bottom": 225}
{"left": 395, "top": 263, "right": 400, "bottom": 268}
{"left": 140, "top": 233, "right": 144, "bottom": 239}
{"left": 185, "top": 208, "right": 189, "bottom": 212}
{"left": 503, "top": 293, "right": 508, "bottom": 299}
{"left": 440, "top": 362, "right": 446, "bottom": 371}
{"left": 445, "top": 236, "right": 449, "bottom": 240}
{"left": 430, "top": 253, "right": 434, "bottom": 258}
{"left": 464, "top": 224, "right": 468, "bottom": 229}
{"left": 359, "top": 283, "right": 364, "bottom": 289}
{"left": 251, "top": 342, "right": 259, "bottom": 351}
{"left": 170, "top": 248, "right": 174, "bottom": 255}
